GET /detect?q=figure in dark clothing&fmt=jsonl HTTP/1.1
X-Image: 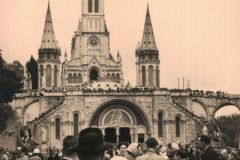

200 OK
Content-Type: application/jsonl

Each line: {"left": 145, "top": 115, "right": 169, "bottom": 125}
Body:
{"left": 198, "top": 135, "right": 220, "bottom": 160}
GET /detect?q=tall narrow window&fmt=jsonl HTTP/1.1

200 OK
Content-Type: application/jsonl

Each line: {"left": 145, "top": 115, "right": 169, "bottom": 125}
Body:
{"left": 142, "top": 66, "right": 146, "bottom": 87}
{"left": 73, "top": 113, "right": 79, "bottom": 136}
{"left": 176, "top": 116, "right": 181, "bottom": 137}
{"left": 158, "top": 112, "right": 163, "bottom": 137}
{"left": 46, "top": 65, "right": 52, "bottom": 87}
{"left": 40, "top": 65, "right": 44, "bottom": 77}
{"left": 54, "top": 65, "right": 58, "bottom": 87}
{"left": 55, "top": 118, "right": 61, "bottom": 140}
{"left": 88, "top": 0, "right": 93, "bottom": 13}
{"left": 116, "top": 73, "right": 120, "bottom": 83}
{"left": 68, "top": 74, "right": 72, "bottom": 84}
{"left": 40, "top": 65, "right": 44, "bottom": 88}
{"left": 107, "top": 73, "right": 110, "bottom": 81}
{"left": 94, "top": 0, "right": 99, "bottom": 13}
{"left": 111, "top": 73, "right": 116, "bottom": 82}
{"left": 78, "top": 73, "right": 82, "bottom": 83}
{"left": 148, "top": 65, "right": 154, "bottom": 86}
{"left": 156, "top": 66, "right": 160, "bottom": 87}
{"left": 73, "top": 73, "right": 77, "bottom": 83}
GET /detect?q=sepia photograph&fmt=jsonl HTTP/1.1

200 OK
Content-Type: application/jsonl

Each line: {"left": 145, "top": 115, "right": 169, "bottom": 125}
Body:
{"left": 0, "top": 0, "right": 240, "bottom": 159}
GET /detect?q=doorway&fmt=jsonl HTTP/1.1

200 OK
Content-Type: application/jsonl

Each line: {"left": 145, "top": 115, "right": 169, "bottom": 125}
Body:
{"left": 104, "top": 128, "right": 117, "bottom": 143}
{"left": 119, "top": 127, "right": 131, "bottom": 143}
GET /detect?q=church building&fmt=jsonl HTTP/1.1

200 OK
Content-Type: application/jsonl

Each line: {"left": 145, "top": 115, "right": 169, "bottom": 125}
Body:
{"left": 14, "top": 0, "right": 205, "bottom": 150}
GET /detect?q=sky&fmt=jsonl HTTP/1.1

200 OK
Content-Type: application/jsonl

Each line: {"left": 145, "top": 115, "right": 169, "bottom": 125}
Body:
{"left": 1, "top": 0, "right": 240, "bottom": 94}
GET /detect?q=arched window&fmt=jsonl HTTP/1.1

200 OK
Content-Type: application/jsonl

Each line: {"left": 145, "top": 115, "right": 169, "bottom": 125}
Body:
{"left": 142, "top": 66, "right": 146, "bottom": 87}
{"left": 54, "top": 65, "right": 58, "bottom": 87}
{"left": 88, "top": 0, "right": 92, "bottom": 13}
{"left": 156, "top": 66, "right": 160, "bottom": 87}
{"left": 94, "top": 0, "right": 99, "bottom": 13}
{"left": 90, "top": 69, "right": 98, "bottom": 81}
{"left": 111, "top": 73, "right": 116, "bottom": 82}
{"left": 116, "top": 73, "right": 120, "bottom": 83}
{"left": 158, "top": 112, "right": 164, "bottom": 137}
{"left": 68, "top": 74, "right": 72, "bottom": 84}
{"left": 46, "top": 65, "right": 52, "bottom": 87}
{"left": 73, "top": 113, "right": 79, "bottom": 136}
{"left": 55, "top": 118, "right": 61, "bottom": 140}
{"left": 107, "top": 73, "right": 110, "bottom": 81}
{"left": 40, "top": 65, "right": 44, "bottom": 77}
{"left": 78, "top": 73, "right": 82, "bottom": 83}
{"left": 176, "top": 116, "right": 181, "bottom": 137}
{"left": 40, "top": 65, "right": 44, "bottom": 88}
{"left": 73, "top": 73, "right": 77, "bottom": 83}
{"left": 148, "top": 65, "right": 154, "bottom": 86}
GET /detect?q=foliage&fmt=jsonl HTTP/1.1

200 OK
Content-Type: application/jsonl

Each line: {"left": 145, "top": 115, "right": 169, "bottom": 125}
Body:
{"left": 26, "top": 56, "right": 38, "bottom": 90}
{"left": 0, "top": 104, "right": 15, "bottom": 133}
{"left": 0, "top": 62, "right": 22, "bottom": 104}
{"left": 0, "top": 55, "right": 5, "bottom": 69}
{"left": 215, "top": 114, "right": 240, "bottom": 148}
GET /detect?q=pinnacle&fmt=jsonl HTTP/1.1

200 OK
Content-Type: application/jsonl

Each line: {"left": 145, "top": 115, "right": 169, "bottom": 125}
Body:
{"left": 40, "top": 1, "right": 58, "bottom": 49}
{"left": 140, "top": 4, "right": 157, "bottom": 50}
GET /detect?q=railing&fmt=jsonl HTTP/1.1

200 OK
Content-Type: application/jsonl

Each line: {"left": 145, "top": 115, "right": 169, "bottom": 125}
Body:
{"left": 171, "top": 98, "right": 204, "bottom": 126}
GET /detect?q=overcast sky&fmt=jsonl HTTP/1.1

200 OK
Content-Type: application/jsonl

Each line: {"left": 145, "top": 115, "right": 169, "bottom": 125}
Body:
{"left": 1, "top": 0, "right": 240, "bottom": 95}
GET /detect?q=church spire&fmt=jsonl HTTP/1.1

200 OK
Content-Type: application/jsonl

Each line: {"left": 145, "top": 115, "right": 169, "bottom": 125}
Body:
{"left": 40, "top": 1, "right": 58, "bottom": 49}
{"left": 140, "top": 4, "right": 157, "bottom": 50}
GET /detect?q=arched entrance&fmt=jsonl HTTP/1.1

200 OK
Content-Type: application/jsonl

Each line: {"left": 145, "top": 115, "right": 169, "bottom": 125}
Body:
{"left": 89, "top": 99, "right": 151, "bottom": 143}
{"left": 90, "top": 69, "right": 99, "bottom": 81}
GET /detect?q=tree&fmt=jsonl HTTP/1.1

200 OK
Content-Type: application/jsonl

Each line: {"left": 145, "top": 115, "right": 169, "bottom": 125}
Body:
{"left": 26, "top": 56, "right": 38, "bottom": 89}
{"left": 0, "top": 53, "right": 6, "bottom": 69}
{"left": 215, "top": 114, "right": 240, "bottom": 148}
{"left": 0, "top": 67, "right": 22, "bottom": 104}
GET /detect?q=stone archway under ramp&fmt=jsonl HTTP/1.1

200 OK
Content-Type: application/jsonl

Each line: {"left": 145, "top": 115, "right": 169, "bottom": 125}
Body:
{"left": 89, "top": 98, "right": 151, "bottom": 143}
{"left": 212, "top": 102, "right": 240, "bottom": 118}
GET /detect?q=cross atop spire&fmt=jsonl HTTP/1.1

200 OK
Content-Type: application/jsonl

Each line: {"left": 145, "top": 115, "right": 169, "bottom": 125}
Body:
{"left": 40, "top": 1, "right": 58, "bottom": 49}
{"left": 140, "top": 4, "right": 157, "bottom": 50}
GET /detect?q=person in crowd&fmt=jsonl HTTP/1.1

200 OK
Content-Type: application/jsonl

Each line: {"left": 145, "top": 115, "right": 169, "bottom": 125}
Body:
{"left": 167, "top": 143, "right": 179, "bottom": 160}
{"left": 125, "top": 143, "right": 140, "bottom": 160}
{"left": 70, "top": 127, "right": 113, "bottom": 160}
{"left": 136, "top": 137, "right": 166, "bottom": 160}
{"left": 29, "top": 148, "right": 41, "bottom": 160}
{"left": 17, "top": 148, "right": 28, "bottom": 160}
{"left": 173, "top": 150, "right": 188, "bottom": 160}
{"left": 198, "top": 135, "right": 220, "bottom": 160}
{"left": 117, "top": 143, "right": 128, "bottom": 157}
{"left": 110, "top": 156, "right": 127, "bottom": 160}
{"left": 62, "top": 136, "right": 78, "bottom": 160}
{"left": 1, "top": 154, "right": 8, "bottom": 160}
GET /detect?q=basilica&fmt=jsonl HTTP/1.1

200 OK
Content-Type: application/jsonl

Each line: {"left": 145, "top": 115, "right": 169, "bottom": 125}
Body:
{"left": 8, "top": 0, "right": 214, "bottom": 151}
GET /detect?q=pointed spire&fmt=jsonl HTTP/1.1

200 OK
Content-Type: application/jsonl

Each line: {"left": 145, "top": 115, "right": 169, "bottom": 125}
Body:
{"left": 45, "top": 0, "right": 52, "bottom": 23}
{"left": 64, "top": 50, "right": 68, "bottom": 62}
{"left": 140, "top": 4, "right": 157, "bottom": 50}
{"left": 40, "top": 1, "right": 58, "bottom": 49}
{"left": 117, "top": 50, "right": 122, "bottom": 63}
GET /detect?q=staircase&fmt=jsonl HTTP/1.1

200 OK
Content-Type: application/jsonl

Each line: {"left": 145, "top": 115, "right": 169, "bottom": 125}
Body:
{"left": 171, "top": 97, "right": 205, "bottom": 126}
{"left": 16, "top": 99, "right": 64, "bottom": 149}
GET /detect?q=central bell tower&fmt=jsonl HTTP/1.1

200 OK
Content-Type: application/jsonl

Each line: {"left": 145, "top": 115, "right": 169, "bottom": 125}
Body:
{"left": 63, "top": 0, "right": 124, "bottom": 86}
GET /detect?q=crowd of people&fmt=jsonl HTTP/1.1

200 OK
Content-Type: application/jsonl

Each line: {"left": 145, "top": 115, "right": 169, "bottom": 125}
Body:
{"left": 1, "top": 128, "right": 240, "bottom": 160}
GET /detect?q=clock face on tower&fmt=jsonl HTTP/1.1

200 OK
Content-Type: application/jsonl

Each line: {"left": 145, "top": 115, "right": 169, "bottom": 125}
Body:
{"left": 88, "top": 35, "right": 99, "bottom": 47}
